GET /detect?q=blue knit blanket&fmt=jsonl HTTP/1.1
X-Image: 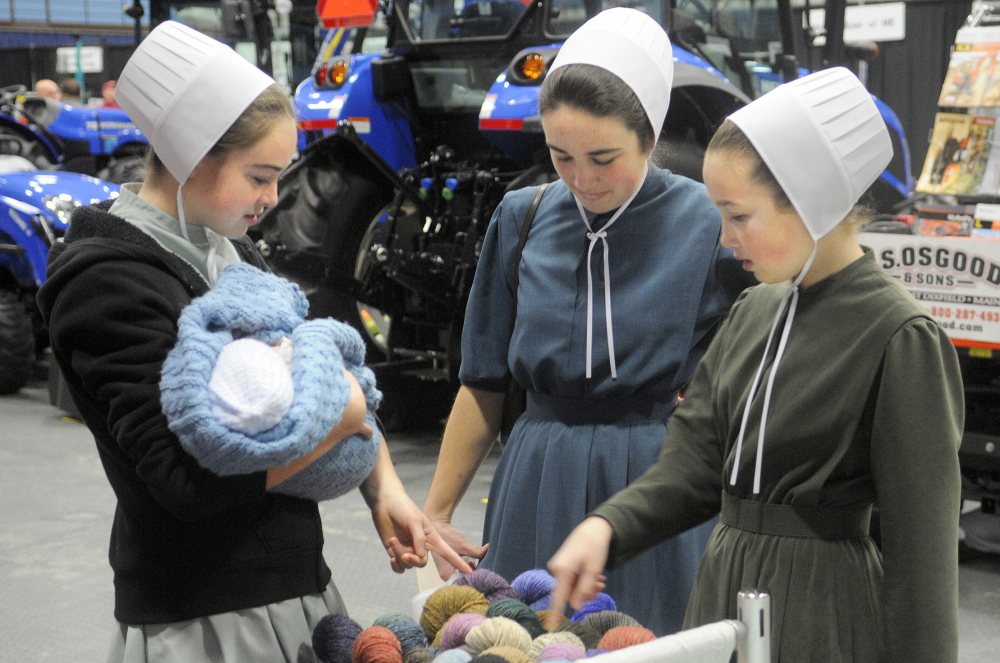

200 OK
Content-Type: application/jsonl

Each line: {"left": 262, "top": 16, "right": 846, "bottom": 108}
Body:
{"left": 160, "top": 263, "right": 382, "bottom": 501}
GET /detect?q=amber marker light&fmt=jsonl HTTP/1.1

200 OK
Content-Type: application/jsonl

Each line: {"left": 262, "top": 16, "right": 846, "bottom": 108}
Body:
{"left": 330, "top": 60, "right": 349, "bottom": 86}
{"left": 519, "top": 53, "right": 546, "bottom": 80}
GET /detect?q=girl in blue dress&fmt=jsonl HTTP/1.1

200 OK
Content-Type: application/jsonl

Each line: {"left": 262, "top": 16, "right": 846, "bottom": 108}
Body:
{"left": 423, "top": 8, "right": 748, "bottom": 635}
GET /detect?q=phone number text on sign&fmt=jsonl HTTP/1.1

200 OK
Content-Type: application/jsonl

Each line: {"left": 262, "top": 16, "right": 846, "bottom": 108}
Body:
{"left": 859, "top": 232, "right": 1000, "bottom": 349}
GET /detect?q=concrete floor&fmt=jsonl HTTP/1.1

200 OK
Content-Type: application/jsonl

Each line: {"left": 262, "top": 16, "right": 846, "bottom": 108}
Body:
{"left": 2, "top": 365, "right": 999, "bottom": 662}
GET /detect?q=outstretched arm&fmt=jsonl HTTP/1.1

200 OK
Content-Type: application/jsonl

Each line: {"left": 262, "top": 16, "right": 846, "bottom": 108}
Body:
{"left": 423, "top": 385, "right": 504, "bottom": 579}
{"left": 362, "top": 436, "right": 475, "bottom": 576}
{"left": 546, "top": 516, "right": 612, "bottom": 628}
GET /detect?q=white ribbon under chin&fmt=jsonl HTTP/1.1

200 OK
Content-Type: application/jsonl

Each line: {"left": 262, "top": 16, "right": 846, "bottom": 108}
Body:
{"left": 572, "top": 165, "right": 647, "bottom": 380}
{"left": 729, "top": 243, "right": 817, "bottom": 493}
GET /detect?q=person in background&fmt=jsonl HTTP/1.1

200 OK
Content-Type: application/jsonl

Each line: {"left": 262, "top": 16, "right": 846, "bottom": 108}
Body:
{"left": 59, "top": 77, "right": 85, "bottom": 106}
{"left": 547, "top": 67, "right": 963, "bottom": 663}
{"left": 37, "top": 20, "right": 470, "bottom": 663}
{"left": 423, "top": 8, "right": 751, "bottom": 636}
{"left": 34, "top": 78, "right": 61, "bottom": 101}
{"left": 100, "top": 79, "right": 120, "bottom": 108}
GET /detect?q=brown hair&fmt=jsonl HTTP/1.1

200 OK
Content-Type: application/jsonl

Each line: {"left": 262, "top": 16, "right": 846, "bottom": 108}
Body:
{"left": 539, "top": 64, "right": 656, "bottom": 152}
{"left": 145, "top": 84, "right": 294, "bottom": 182}
{"left": 707, "top": 119, "right": 872, "bottom": 228}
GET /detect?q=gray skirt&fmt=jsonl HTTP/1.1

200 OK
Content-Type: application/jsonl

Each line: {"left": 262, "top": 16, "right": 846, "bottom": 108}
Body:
{"left": 106, "top": 582, "right": 346, "bottom": 663}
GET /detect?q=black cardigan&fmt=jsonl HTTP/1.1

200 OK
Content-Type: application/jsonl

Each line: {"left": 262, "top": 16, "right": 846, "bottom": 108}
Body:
{"left": 37, "top": 202, "right": 332, "bottom": 624}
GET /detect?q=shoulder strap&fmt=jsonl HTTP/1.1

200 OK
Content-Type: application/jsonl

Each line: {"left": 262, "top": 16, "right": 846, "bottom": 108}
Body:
{"left": 512, "top": 182, "right": 550, "bottom": 302}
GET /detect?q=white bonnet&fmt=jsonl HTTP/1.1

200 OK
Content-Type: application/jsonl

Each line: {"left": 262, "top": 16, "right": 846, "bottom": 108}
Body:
{"left": 727, "top": 67, "right": 893, "bottom": 240}
{"left": 116, "top": 20, "right": 275, "bottom": 185}
{"left": 548, "top": 8, "right": 674, "bottom": 137}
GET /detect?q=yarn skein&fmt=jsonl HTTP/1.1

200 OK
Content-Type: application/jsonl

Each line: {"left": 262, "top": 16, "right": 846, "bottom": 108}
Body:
{"left": 313, "top": 613, "right": 364, "bottom": 663}
{"left": 527, "top": 632, "right": 586, "bottom": 661}
{"left": 554, "top": 620, "right": 601, "bottom": 650}
{"left": 484, "top": 598, "right": 544, "bottom": 639}
{"left": 538, "top": 642, "right": 586, "bottom": 662}
{"left": 374, "top": 612, "right": 430, "bottom": 655}
{"left": 580, "top": 610, "right": 640, "bottom": 636}
{"left": 432, "top": 649, "right": 473, "bottom": 663}
{"left": 352, "top": 626, "right": 403, "bottom": 663}
{"left": 510, "top": 569, "right": 555, "bottom": 608}
{"left": 453, "top": 568, "right": 520, "bottom": 604}
{"left": 569, "top": 593, "right": 616, "bottom": 622}
{"left": 420, "top": 585, "right": 490, "bottom": 645}
{"left": 533, "top": 610, "right": 567, "bottom": 633}
{"left": 438, "top": 612, "right": 486, "bottom": 650}
{"left": 478, "top": 645, "right": 534, "bottom": 663}
{"left": 597, "top": 625, "right": 657, "bottom": 651}
{"left": 403, "top": 648, "right": 436, "bottom": 663}
{"left": 464, "top": 617, "right": 532, "bottom": 656}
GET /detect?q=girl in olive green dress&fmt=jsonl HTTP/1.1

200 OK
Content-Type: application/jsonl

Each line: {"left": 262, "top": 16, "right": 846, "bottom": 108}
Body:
{"left": 547, "top": 67, "right": 963, "bottom": 663}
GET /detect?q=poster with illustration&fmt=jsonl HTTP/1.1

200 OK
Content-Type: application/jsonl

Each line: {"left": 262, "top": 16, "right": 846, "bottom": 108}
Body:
{"left": 917, "top": 113, "right": 995, "bottom": 195}
{"left": 939, "top": 46, "right": 1000, "bottom": 107}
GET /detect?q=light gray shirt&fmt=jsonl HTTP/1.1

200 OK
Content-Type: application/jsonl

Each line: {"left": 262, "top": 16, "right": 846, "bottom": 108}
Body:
{"left": 109, "top": 183, "right": 241, "bottom": 286}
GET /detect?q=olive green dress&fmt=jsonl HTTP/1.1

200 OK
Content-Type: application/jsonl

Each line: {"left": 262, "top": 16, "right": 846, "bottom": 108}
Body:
{"left": 593, "top": 251, "right": 963, "bottom": 663}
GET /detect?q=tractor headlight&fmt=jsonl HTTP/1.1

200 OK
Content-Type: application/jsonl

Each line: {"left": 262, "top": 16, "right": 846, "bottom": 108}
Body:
{"left": 42, "top": 193, "right": 81, "bottom": 226}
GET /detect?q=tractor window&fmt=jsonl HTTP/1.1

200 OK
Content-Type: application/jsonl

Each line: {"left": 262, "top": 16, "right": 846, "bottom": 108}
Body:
{"left": 409, "top": 57, "right": 510, "bottom": 109}
{"left": 546, "top": 0, "right": 668, "bottom": 36}
{"left": 403, "top": 0, "right": 529, "bottom": 41}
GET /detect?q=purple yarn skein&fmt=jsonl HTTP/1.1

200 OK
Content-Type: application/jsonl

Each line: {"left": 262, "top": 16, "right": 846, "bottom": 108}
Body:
{"left": 438, "top": 612, "right": 486, "bottom": 650}
{"left": 511, "top": 568, "right": 556, "bottom": 606}
{"left": 452, "top": 568, "right": 519, "bottom": 604}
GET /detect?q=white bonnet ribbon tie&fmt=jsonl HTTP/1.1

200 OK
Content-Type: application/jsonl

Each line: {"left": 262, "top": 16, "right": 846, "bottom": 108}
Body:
{"left": 573, "top": 169, "right": 646, "bottom": 380}
{"left": 730, "top": 244, "right": 818, "bottom": 493}
{"left": 176, "top": 186, "right": 190, "bottom": 242}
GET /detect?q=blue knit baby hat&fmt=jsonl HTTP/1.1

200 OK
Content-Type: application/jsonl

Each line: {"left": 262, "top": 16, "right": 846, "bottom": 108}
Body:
{"left": 160, "top": 263, "right": 382, "bottom": 501}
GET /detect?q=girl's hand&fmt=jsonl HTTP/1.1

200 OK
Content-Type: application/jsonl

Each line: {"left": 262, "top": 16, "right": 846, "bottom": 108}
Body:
{"left": 371, "top": 487, "right": 475, "bottom": 576}
{"left": 426, "top": 517, "right": 489, "bottom": 581}
{"left": 545, "top": 516, "right": 613, "bottom": 629}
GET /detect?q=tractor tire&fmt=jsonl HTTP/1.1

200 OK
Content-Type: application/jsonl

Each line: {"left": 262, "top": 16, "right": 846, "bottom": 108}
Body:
{"left": 99, "top": 155, "right": 147, "bottom": 185}
{"left": 0, "top": 289, "right": 35, "bottom": 395}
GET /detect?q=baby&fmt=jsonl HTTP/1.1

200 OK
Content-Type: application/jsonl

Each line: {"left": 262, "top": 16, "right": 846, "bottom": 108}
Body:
{"left": 160, "top": 263, "right": 382, "bottom": 501}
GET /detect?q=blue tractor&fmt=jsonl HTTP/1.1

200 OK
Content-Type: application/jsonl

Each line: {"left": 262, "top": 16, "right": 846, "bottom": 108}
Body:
{"left": 0, "top": 156, "right": 119, "bottom": 394}
{"left": 0, "top": 84, "right": 148, "bottom": 184}
{"left": 254, "top": 0, "right": 913, "bottom": 425}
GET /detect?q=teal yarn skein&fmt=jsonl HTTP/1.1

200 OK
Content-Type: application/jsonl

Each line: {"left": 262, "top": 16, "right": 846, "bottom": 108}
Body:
{"left": 553, "top": 620, "right": 601, "bottom": 650}
{"left": 579, "top": 610, "right": 639, "bottom": 635}
{"left": 484, "top": 598, "right": 544, "bottom": 639}
{"left": 374, "top": 612, "right": 430, "bottom": 655}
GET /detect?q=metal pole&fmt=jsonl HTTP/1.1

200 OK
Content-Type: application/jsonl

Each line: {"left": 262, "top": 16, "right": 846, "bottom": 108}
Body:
{"left": 737, "top": 589, "right": 771, "bottom": 663}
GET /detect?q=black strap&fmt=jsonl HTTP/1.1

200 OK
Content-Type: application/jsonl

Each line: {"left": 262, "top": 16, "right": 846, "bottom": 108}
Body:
{"left": 512, "top": 182, "right": 550, "bottom": 301}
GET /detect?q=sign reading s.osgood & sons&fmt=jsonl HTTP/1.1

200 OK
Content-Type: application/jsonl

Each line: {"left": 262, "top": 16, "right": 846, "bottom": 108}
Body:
{"left": 861, "top": 233, "right": 1000, "bottom": 349}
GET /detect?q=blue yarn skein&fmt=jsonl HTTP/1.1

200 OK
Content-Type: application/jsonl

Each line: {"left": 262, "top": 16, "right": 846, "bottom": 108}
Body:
{"left": 511, "top": 568, "right": 556, "bottom": 607}
{"left": 432, "top": 649, "right": 473, "bottom": 663}
{"left": 312, "top": 613, "right": 363, "bottom": 663}
{"left": 570, "top": 593, "right": 617, "bottom": 622}
{"left": 373, "top": 612, "right": 429, "bottom": 655}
